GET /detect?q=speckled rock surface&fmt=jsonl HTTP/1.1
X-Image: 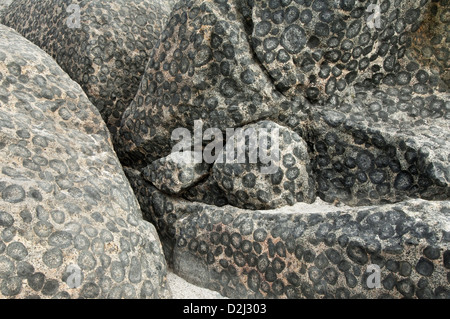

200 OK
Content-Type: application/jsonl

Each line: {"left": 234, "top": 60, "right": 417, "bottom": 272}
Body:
{"left": 124, "top": 168, "right": 177, "bottom": 260}
{"left": 142, "top": 151, "right": 210, "bottom": 195}
{"left": 116, "top": 0, "right": 449, "bottom": 206}
{"left": 117, "top": 0, "right": 286, "bottom": 167}
{"left": 183, "top": 176, "right": 230, "bottom": 207}
{"left": 170, "top": 198, "right": 450, "bottom": 299}
{"left": 119, "top": 0, "right": 449, "bottom": 299}
{"left": 1, "top": 0, "right": 178, "bottom": 138}
{"left": 213, "top": 121, "right": 316, "bottom": 210}
{"left": 0, "top": 0, "right": 13, "bottom": 16}
{"left": 271, "top": 80, "right": 449, "bottom": 207}
{"left": 125, "top": 169, "right": 450, "bottom": 299}
{"left": 263, "top": 0, "right": 450, "bottom": 207}
{"left": 247, "top": 0, "right": 448, "bottom": 102}
{"left": 0, "top": 24, "right": 170, "bottom": 299}
{"left": 308, "top": 106, "right": 449, "bottom": 206}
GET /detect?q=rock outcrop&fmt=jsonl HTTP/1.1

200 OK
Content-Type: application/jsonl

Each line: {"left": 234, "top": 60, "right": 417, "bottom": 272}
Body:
{"left": 127, "top": 172, "right": 450, "bottom": 299}
{"left": 1, "top": 0, "right": 178, "bottom": 138}
{"left": 118, "top": 0, "right": 449, "bottom": 299}
{"left": 171, "top": 198, "right": 449, "bottom": 299}
{"left": 0, "top": 24, "right": 170, "bottom": 299}
{"left": 117, "top": 0, "right": 286, "bottom": 167}
{"left": 248, "top": 0, "right": 448, "bottom": 101}
{"left": 142, "top": 151, "right": 211, "bottom": 195}
{"left": 0, "top": 0, "right": 13, "bottom": 16}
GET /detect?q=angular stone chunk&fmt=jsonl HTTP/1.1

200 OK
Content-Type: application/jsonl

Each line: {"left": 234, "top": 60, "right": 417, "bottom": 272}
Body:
{"left": 142, "top": 151, "right": 210, "bottom": 195}
{"left": 117, "top": 0, "right": 285, "bottom": 167}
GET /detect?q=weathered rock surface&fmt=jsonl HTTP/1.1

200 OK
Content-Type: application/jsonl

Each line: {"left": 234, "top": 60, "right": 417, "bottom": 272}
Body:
{"left": 213, "top": 121, "right": 315, "bottom": 210}
{"left": 183, "top": 176, "right": 230, "bottom": 207}
{"left": 117, "top": 0, "right": 286, "bottom": 167}
{"left": 142, "top": 151, "right": 210, "bottom": 195}
{"left": 272, "top": 84, "right": 449, "bottom": 207}
{"left": 248, "top": 0, "right": 448, "bottom": 102}
{"left": 308, "top": 106, "right": 449, "bottom": 206}
{"left": 1, "top": 0, "right": 178, "bottom": 138}
{"left": 0, "top": 24, "right": 170, "bottom": 299}
{"left": 124, "top": 168, "right": 178, "bottom": 260}
{"left": 0, "top": 0, "right": 13, "bottom": 16}
{"left": 117, "top": 0, "right": 449, "bottom": 207}
{"left": 126, "top": 173, "right": 450, "bottom": 299}
{"left": 126, "top": 161, "right": 450, "bottom": 299}
{"left": 262, "top": 0, "right": 450, "bottom": 207}
{"left": 170, "top": 198, "right": 450, "bottom": 299}
{"left": 119, "top": 0, "right": 449, "bottom": 299}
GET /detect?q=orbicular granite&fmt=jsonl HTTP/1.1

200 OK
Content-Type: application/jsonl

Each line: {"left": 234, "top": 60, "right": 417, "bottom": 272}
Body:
{"left": 126, "top": 169, "right": 450, "bottom": 299}
{"left": 117, "top": 0, "right": 287, "bottom": 167}
{"left": 213, "top": 121, "right": 316, "bottom": 210}
{"left": 117, "top": 0, "right": 449, "bottom": 208}
{"left": 118, "top": 0, "right": 449, "bottom": 299}
{"left": 1, "top": 0, "right": 178, "bottom": 138}
{"left": 0, "top": 0, "right": 13, "bottom": 16}
{"left": 171, "top": 199, "right": 449, "bottom": 299}
{"left": 244, "top": 0, "right": 449, "bottom": 100}
{"left": 142, "top": 151, "right": 211, "bottom": 195}
{"left": 0, "top": 24, "right": 170, "bottom": 299}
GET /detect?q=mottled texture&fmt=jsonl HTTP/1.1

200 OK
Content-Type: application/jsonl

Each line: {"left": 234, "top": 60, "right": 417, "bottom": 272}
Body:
{"left": 127, "top": 168, "right": 450, "bottom": 299}
{"left": 120, "top": 0, "right": 449, "bottom": 299}
{"left": 0, "top": 24, "right": 170, "bottom": 299}
{"left": 271, "top": 84, "right": 450, "bottom": 207}
{"left": 171, "top": 199, "right": 449, "bottom": 299}
{"left": 117, "top": 0, "right": 449, "bottom": 208}
{"left": 183, "top": 176, "right": 230, "bottom": 207}
{"left": 248, "top": 0, "right": 448, "bottom": 102}
{"left": 1, "top": 0, "right": 178, "bottom": 138}
{"left": 213, "top": 121, "right": 315, "bottom": 209}
{"left": 117, "top": 0, "right": 286, "bottom": 167}
{"left": 0, "top": 0, "right": 13, "bottom": 16}
{"left": 142, "top": 151, "right": 211, "bottom": 195}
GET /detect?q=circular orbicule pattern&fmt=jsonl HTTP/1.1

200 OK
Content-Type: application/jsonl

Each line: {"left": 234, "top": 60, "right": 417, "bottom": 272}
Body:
{"left": 2, "top": 0, "right": 447, "bottom": 300}
{"left": 213, "top": 121, "right": 316, "bottom": 210}
{"left": 0, "top": 24, "right": 170, "bottom": 299}
{"left": 115, "top": 0, "right": 449, "bottom": 210}
{"left": 119, "top": 0, "right": 449, "bottom": 299}
{"left": 117, "top": 0, "right": 286, "bottom": 167}
{"left": 124, "top": 157, "right": 449, "bottom": 299}
{"left": 301, "top": 105, "right": 450, "bottom": 207}
{"left": 1, "top": 0, "right": 178, "bottom": 138}
{"left": 249, "top": 0, "right": 449, "bottom": 102}
{"left": 139, "top": 183, "right": 450, "bottom": 299}
{"left": 183, "top": 175, "right": 231, "bottom": 207}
